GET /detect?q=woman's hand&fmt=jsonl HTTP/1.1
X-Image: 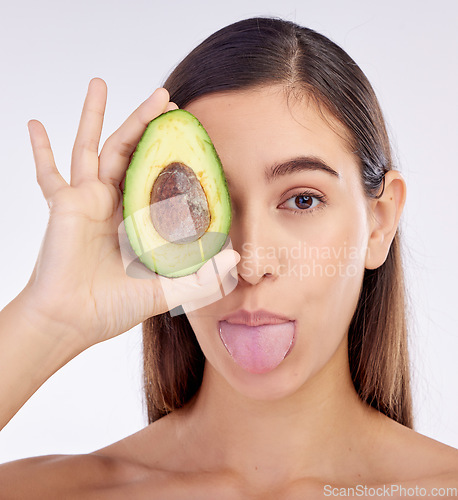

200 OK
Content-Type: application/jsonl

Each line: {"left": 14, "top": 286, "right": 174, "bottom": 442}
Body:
{"left": 22, "top": 78, "right": 239, "bottom": 351}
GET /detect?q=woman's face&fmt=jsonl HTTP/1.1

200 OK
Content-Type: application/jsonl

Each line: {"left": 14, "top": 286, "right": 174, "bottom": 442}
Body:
{"left": 184, "top": 85, "right": 371, "bottom": 400}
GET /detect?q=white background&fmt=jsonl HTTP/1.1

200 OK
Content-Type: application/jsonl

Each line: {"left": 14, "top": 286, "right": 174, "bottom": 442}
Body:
{"left": 0, "top": 0, "right": 457, "bottom": 462}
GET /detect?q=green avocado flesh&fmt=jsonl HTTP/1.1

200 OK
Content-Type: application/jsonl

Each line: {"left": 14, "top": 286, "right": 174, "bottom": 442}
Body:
{"left": 122, "top": 109, "right": 232, "bottom": 278}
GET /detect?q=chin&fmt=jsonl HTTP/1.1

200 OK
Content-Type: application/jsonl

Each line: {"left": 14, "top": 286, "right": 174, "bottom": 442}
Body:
{"left": 206, "top": 348, "right": 313, "bottom": 403}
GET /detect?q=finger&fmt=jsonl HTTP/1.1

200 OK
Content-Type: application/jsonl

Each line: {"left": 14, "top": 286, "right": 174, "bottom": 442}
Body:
{"left": 27, "top": 120, "right": 68, "bottom": 203}
{"left": 165, "top": 101, "right": 179, "bottom": 112}
{"left": 98, "top": 87, "right": 171, "bottom": 187}
{"left": 71, "top": 78, "right": 107, "bottom": 186}
{"left": 138, "top": 249, "right": 240, "bottom": 316}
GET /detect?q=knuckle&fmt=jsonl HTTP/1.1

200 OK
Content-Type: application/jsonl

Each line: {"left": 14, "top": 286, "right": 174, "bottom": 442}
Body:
{"left": 86, "top": 105, "right": 105, "bottom": 119}
{"left": 72, "top": 137, "right": 99, "bottom": 155}
{"left": 46, "top": 185, "right": 67, "bottom": 209}
{"left": 117, "top": 140, "right": 136, "bottom": 159}
{"left": 100, "top": 135, "right": 136, "bottom": 160}
{"left": 35, "top": 163, "right": 55, "bottom": 184}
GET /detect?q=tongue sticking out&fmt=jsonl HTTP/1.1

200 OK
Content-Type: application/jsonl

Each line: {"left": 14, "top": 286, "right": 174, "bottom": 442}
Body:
{"left": 218, "top": 321, "right": 295, "bottom": 374}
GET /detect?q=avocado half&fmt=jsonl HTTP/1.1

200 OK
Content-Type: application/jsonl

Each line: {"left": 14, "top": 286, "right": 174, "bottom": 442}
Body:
{"left": 122, "top": 108, "right": 232, "bottom": 278}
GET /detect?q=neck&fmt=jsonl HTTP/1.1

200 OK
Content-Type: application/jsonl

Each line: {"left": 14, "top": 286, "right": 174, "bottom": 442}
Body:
{"left": 174, "top": 336, "right": 384, "bottom": 489}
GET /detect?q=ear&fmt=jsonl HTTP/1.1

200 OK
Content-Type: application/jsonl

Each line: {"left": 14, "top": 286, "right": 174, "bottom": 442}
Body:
{"left": 365, "top": 170, "right": 407, "bottom": 270}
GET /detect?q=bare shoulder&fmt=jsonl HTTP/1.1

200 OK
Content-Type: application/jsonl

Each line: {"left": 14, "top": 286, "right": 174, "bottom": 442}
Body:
{"left": 0, "top": 415, "right": 179, "bottom": 499}
{"left": 0, "top": 414, "right": 212, "bottom": 500}
{"left": 375, "top": 413, "right": 458, "bottom": 485}
{"left": 407, "top": 432, "right": 458, "bottom": 485}
{"left": 0, "top": 452, "right": 137, "bottom": 500}
{"left": 88, "top": 411, "right": 184, "bottom": 470}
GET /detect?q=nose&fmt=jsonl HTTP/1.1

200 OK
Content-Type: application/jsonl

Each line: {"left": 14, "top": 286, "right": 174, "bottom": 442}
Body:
{"left": 229, "top": 209, "right": 280, "bottom": 286}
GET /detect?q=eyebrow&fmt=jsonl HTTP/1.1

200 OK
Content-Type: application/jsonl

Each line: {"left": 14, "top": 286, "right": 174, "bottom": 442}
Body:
{"left": 224, "top": 155, "right": 340, "bottom": 187}
{"left": 265, "top": 155, "right": 340, "bottom": 183}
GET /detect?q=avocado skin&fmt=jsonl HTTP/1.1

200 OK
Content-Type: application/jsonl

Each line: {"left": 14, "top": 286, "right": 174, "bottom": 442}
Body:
{"left": 122, "top": 109, "right": 232, "bottom": 278}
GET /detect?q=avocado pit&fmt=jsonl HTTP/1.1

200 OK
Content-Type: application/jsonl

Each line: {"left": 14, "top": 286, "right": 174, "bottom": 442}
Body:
{"left": 150, "top": 162, "right": 211, "bottom": 244}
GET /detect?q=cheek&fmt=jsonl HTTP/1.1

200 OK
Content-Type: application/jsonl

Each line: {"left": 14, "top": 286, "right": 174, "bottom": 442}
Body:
{"left": 280, "top": 207, "right": 366, "bottom": 291}
{"left": 284, "top": 207, "right": 366, "bottom": 363}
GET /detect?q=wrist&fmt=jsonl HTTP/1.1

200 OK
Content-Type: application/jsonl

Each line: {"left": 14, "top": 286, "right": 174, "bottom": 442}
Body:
{"left": 11, "top": 287, "right": 87, "bottom": 357}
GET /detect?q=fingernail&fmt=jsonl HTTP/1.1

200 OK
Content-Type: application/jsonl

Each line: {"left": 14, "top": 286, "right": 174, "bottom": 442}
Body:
{"left": 214, "top": 250, "right": 240, "bottom": 276}
{"left": 148, "top": 87, "right": 168, "bottom": 101}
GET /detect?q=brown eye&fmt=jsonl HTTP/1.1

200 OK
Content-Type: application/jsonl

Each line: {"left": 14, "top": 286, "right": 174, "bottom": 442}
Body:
{"left": 281, "top": 190, "right": 327, "bottom": 216}
{"left": 295, "top": 195, "right": 313, "bottom": 210}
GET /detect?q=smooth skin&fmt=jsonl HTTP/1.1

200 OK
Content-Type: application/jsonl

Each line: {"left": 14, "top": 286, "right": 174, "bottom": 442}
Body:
{"left": 0, "top": 80, "right": 457, "bottom": 499}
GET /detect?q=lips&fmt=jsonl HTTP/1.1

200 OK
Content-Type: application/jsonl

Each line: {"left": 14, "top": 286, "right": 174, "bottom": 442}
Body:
{"left": 220, "top": 308, "right": 293, "bottom": 327}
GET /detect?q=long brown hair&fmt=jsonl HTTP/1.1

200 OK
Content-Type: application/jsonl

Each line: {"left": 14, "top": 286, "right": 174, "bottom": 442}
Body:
{"left": 142, "top": 16, "right": 413, "bottom": 427}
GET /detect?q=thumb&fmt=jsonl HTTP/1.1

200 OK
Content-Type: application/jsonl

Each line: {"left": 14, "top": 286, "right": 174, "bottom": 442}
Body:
{"left": 141, "top": 249, "right": 240, "bottom": 317}
{"left": 195, "top": 248, "right": 240, "bottom": 286}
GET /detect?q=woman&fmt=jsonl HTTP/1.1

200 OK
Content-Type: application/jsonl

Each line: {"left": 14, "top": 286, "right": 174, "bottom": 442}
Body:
{"left": 1, "top": 16, "right": 457, "bottom": 497}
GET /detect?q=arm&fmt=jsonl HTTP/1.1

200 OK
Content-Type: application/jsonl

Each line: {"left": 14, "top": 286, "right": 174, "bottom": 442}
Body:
{"left": 0, "top": 290, "right": 83, "bottom": 430}
{"left": 0, "top": 453, "right": 122, "bottom": 500}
